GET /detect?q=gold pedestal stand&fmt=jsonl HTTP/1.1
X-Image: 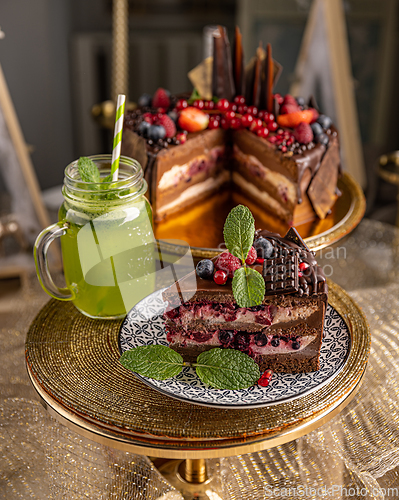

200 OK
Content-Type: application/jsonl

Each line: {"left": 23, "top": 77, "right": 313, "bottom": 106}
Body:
{"left": 25, "top": 281, "right": 370, "bottom": 499}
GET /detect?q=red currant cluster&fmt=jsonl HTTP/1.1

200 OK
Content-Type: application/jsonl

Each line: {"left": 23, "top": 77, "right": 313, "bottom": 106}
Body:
{"left": 176, "top": 95, "right": 280, "bottom": 137}
{"left": 268, "top": 129, "right": 296, "bottom": 153}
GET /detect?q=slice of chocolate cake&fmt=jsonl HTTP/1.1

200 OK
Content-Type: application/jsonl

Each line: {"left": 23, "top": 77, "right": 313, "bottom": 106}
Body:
{"left": 162, "top": 226, "right": 327, "bottom": 373}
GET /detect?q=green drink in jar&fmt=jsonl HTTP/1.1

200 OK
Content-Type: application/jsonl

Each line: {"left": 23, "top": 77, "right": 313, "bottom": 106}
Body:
{"left": 34, "top": 155, "right": 155, "bottom": 319}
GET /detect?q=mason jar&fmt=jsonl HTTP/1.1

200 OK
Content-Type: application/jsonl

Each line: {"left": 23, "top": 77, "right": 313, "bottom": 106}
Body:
{"left": 34, "top": 155, "right": 155, "bottom": 319}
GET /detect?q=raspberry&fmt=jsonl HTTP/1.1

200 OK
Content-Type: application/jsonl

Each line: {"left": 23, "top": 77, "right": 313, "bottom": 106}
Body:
{"left": 294, "top": 122, "right": 313, "bottom": 144}
{"left": 277, "top": 109, "right": 314, "bottom": 128}
{"left": 283, "top": 94, "right": 297, "bottom": 106}
{"left": 152, "top": 88, "right": 170, "bottom": 108}
{"left": 245, "top": 246, "right": 257, "bottom": 265}
{"left": 156, "top": 114, "right": 176, "bottom": 138}
{"left": 280, "top": 103, "right": 299, "bottom": 115}
{"left": 214, "top": 252, "right": 242, "bottom": 278}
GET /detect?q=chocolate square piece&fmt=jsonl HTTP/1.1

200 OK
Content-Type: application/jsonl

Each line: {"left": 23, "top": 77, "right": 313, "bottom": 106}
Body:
{"left": 263, "top": 251, "right": 299, "bottom": 295}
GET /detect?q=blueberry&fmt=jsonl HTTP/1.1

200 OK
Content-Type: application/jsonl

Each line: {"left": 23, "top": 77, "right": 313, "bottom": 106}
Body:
{"left": 195, "top": 259, "right": 214, "bottom": 279}
{"left": 310, "top": 122, "right": 323, "bottom": 136}
{"left": 292, "top": 340, "right": 301, "bottom": 350}
{"left": 147, "top": 125, "right": 166, "bottom": 141}
{"left": 315, "top": 132, "right": 329, "bottom": 146}
{"left": 137, "top": 93, "right": 152, "bottom": 107}
{"left": 254, "top": 237, "right": 274, "bottom": 259}
{"left": 167, "top": 110, "right": 179, "bottom": 123}
{"left": 138, "top": 120, "right": 150, "bottom": 136}
{"left": 254, "top": 332, "right": 268, "bottom": 346}
{"left": 271, "top": 337, "right": 280, "bottom": 347}
{"left": 296, "top": 96, "right": 305, "bottom": 107}
{"left": 317, "top": 114, "right": 332, "bottom": 130}
{"left": 219, "top": 330, "right": 234, "bottom": 345}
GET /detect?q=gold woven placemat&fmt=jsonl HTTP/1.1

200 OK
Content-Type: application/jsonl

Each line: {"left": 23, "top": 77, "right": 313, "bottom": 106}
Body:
{"left": 25, "top": 280, "right": 369, "bottom": 455}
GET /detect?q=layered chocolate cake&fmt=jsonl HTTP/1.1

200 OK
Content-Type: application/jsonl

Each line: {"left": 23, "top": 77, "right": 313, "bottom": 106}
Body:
{"left": 162, "top": 226, "right": 327, "bottom": 373}
{"left": 122, "top": 26, "right": 341, "bottom": 226}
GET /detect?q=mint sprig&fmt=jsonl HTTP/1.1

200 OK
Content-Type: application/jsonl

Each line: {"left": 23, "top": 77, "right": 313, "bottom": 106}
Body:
{"left": 232, "top": 266, "right": 265, "bottom": 308}
{"left": 223, "top": 205, "right": 265, "bottom": 307}
{"left": 120, "top": 346, "right": 260, "bottom": 390}
{"left": 78, "top": 156, "right": 101, "bottom": 183}
{"left": 223, "top": 205, "right": 255, "bottom": 262}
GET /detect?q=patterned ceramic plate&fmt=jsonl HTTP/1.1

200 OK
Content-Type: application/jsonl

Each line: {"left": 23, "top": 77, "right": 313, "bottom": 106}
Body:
{"left": 119, "top": 290, "right": 351, "bottom": 409}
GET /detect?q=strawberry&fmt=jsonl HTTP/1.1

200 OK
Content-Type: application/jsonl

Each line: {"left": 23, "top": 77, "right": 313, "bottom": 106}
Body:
{"left": 280, "top": 103, "right": 299, "bottom": 115}
{"left": 309, "top": 107, "right": 319, "bottom": 123}
{"left": 178, "top": 107, "right": 209, "bottom": 133}
{"left": 152, "top": 88, "right": 170, "bottom": 109}
{"left": 156, "top": 114, "right": 176, "bottom": 138}
{"left": 293, "top": 122, "right": 313, "bottom": 144}
{"left": 277, "top": 109, "right": 314, "bottom": 128}
{"left": 214, "top": 252, "right": 242, "bottom": 278}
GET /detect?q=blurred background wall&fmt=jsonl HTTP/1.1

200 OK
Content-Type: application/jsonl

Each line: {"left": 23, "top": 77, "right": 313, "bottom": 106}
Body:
{"left": 0, "top": 0, "right": 398, "bottom": 221}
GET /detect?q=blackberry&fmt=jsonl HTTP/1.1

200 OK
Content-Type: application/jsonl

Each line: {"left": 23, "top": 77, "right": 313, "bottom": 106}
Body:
{"left": 271, "top": 337, "right": 280, "bottom": 347}
{"left": 254, "top": 332, "right": 268, "bottom": 347}
{"left": 195, "top": 259, "right": 214, "bottom": 280}
{"left": 254, "top": 236, "right": 274, "bottom": 259}
{"left": 219, "top": 330, "right": 234, "bottom": 345}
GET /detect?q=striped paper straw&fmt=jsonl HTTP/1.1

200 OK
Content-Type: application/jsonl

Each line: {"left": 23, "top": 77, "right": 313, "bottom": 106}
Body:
{"left": 111, "top": 94, "right": 126, "bottom": 181}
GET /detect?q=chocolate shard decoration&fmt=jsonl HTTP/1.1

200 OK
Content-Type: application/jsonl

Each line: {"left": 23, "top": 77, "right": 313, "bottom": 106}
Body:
{"left": 263, "top": 253, "right": 299, "bottom": 295}
{"left": 212, "top": 25, "right": 235, "bottom": 101}
{"left": 284, "top": 227, "right": 311, "bottom": 252}
{"left": 260, "top": 43, "right": 274, "bottom": 112}
{"left": 232, "top": 26, "right": 245, "bottom": 97}
{"left": 273, "top": 96, "right": 280, "bottom": 118}
{"left": 308, "top": 94, "right": 319, "bottom": 112}
{"left": 244, "top": 42, "right": 263, "bottom": 107}
{"left": 307, "top": 139, "right": 340, "bottom": 219}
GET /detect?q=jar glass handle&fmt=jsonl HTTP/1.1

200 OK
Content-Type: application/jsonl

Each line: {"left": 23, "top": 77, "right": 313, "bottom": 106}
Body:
{"left": 34, "top": 221, "right": 74, "bottom": 301}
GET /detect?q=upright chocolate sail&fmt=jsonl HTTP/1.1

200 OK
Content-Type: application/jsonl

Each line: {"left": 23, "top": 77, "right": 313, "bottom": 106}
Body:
{"left": 260, "top": 43, "right": 274, "bottom": 112}
{"left": 212, "top": 26, "right": 235, "bottom": 101}
{"left": 244, "top": 43, "right": 263, "bottom": 107}
{"left": 232, "top": 26, "right": 245, "bottom": 97}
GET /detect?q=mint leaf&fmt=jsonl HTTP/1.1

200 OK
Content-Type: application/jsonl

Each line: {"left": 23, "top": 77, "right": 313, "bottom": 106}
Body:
{"left": 78, "top": 156, "right": 100, "bottom": 183}
{"left": 223, "top": 205, "right": 255, "bottom": 263}
{"left": 101, "top": 173, "right": 113, "bottom": 183}
{"left": 120, "top": 345, "right": 183, "bottom": 380}
{"left": 232, "top": 266, "right": 265, "bottom": 308}
{"left": 188, "top": 88, "right": 202, "bottom": 104}
{"left": 194, "top": 348, "right": 260, "bottom": 390}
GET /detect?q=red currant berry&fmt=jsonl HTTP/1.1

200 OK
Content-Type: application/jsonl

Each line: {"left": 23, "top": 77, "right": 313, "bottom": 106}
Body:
{"left": 220, "top": 117, "right": 230, "bottom": 130}
{"left": 208, "top": 118, "right": 220, "bottom": 129}
{"left": 257, "top": 110, "right": 267, "bottom": 120}
{"left": 204, "top": 100, "right": 215, "bottom": 110}
{"left": 258, "top": 369, "right": 273, "bottom": 387}
{"left": 268, "top": 136, "right": 277, "bottom": 143}
{"left": 247, "top": 105, "right": 258, "bottom": 116}
{"left": 230, "top": 103, "right": 237, "bottom": 112}
{"left": 241, "top": 114, "right": 254, "bottom": 128}
{"left": 266, "top": 113, "right": 275, "bottom": 123}
{"left": 230, "top": 117, "right": 241, "bottom": 129}
{"left": 225, "top": 110, "right": 236, "bottom": 120}
{"left": 277, "top": 128, "right": 284, "bottom": 135}
{"left": 176, "top": 132, "right": 187, "bottom": 144}
{"left": 274, "top": 93, "right": 284, "bottom": 105}
{"left": 214, "top": 270, "right": 228, "bottom": 285}
{"left": 249, "top": 118, "right": 263, "bottom": 132}
{"left": 216, "top": 99, "right": 230, "bottom": 111}
{"left": 255, "top": 258, "right": 264, "bottom": 265}
{"left": 193, "top": 100, "right": 204, "bottom": 110}
{"left": 234, "top": 95, "right": 246, "bottom": 105}
{"left": 256, "top": 127, "right": 270, "bottom": 138}
{"left": 176, "top": 99, "right": 188, "bottom": 111}
{"left": 281, "top": 146, "right": 287, "bottom": 152}
{"left": 237, "top": 104, "right": 248, "bottom": 115}
{"left": 299, "top": 261, "right": 309, "bottom": 271}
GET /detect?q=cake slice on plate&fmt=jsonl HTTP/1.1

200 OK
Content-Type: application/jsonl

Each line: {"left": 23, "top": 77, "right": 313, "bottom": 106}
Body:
{"left": 162, "top": 207, "right": 327, "bottom": 373}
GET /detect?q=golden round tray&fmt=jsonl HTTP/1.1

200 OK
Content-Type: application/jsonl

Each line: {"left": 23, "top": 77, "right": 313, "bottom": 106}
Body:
{"left": 25, "top": 280, "right": 370, "bottom": 459}
{"left": 155, "top": 172, "right": 365, "bottom": 258}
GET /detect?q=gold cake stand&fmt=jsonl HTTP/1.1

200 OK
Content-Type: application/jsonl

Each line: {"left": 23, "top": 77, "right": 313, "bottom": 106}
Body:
{"left": 25, "top": 280, "right": 370, "bottom": 498}
{"left": 155, "top": 171, "right": 366, "bottom": 258}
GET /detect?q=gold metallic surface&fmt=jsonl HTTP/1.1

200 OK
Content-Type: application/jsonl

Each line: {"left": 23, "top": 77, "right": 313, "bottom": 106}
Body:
{"left": 25, "top": 280, "right": 370, "bottom": 459}
{"left": 154, "top": 172, "right": 366, "bottom": 258}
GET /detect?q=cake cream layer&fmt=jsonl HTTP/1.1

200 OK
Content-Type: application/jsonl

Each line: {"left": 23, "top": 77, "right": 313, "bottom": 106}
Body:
{"left": 164, "top": 299, "right": 319, "bottom": 331}
{"left": 156, "top": 170, "right": 230, "bottom": 220}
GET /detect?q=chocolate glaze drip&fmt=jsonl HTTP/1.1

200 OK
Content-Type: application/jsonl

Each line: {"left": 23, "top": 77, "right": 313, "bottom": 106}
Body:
{"left": 255, "top": 228, "right": 327, "bottom": 296}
